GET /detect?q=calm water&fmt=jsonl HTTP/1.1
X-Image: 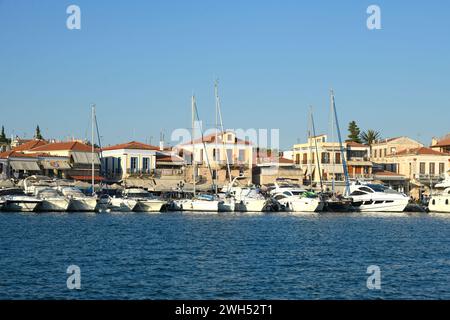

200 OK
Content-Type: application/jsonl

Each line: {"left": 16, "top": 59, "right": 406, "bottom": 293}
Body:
{"left": 0, "top": 211, "right": 450, "bottom": 300}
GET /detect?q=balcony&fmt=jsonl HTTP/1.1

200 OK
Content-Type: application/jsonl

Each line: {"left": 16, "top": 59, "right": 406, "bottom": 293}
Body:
{"left": 126, "top": 169, "right": 154, "bottom": 176}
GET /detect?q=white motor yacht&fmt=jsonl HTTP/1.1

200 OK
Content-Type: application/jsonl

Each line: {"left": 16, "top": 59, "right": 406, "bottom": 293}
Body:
{"left": 269, "top": 181, "right": 324, "bottom": 212}
{"left": 97, "top": 194, "right": 137, "bottom": 212}
{"left": 173, "top": 193, "right": 221, "bottom": 212}
{"left": 59, "top": 186, "right": 98, "bottom": 212}
{"left": 35, "top": 187, "right": 70, "bottom": 212}
{"left": 429, "top": 173, "right": 450, "bottom": 213}
{"left": 122, "top": 188, "right": 166, "bottom": 212}
{"left": 348, "top": 182, "right": 409, "bottom": 212}
{"left": 0, "top": 187, "right": 42, "bottom": 212}
{"left": 222, "top": 182, "right": 268, "bottom": 212}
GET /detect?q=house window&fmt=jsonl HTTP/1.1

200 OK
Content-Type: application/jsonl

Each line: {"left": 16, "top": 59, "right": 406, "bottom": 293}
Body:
{"left": 227, "top": 134, "right": 233, "bottom": 142}
{"left": 117, "top": 157, "right": 122, "bottom": 173}
{"left": 130, "top": 157, "right": 138, "bottom": 173}
{"left": 302, "top": 153, "right": 307, "bottom": 164}
{"left": 226, "top": 149, "right": 233, "bottom": 164}
{"left": 439, "top": 163, "right": 445, "bottom": 174}
{"left": 311, "top": 152, "right": 315, "bottom": 164}
{"left": 321, "top": 152, "right": 330, "bottom": 164}
{"left": 213, "top": 148, "right": 220, "bottom": 161}
{"left": 142, "top": 157, "right": 150, "bottom": 173}
{"left": 429, "top": 163, "right": 435, "bottom": 175}
{"left": 238, "top": 150, "right": 245, "bottom": 162}
{"left": 295, "top": 154, "right": 300, "bottom": 164}
{"left": 384, "top": 148, "right": 387, "bottom": 157}
{"left": 419, "top": 162, "right": 425, "bottom": 174}
{"left": 212, "top": 170, "right": 217, "bottom": 180}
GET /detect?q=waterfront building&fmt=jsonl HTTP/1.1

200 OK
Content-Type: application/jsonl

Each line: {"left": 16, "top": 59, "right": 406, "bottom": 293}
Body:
{"left": 252, "top": 156, "right": 303, "bottom": 186}
{"left": 370, "top": 136, "right": 423, "bottom": 162}
{"left": 174, "top": 131, "right": 254, "bottom": 186}
{"left": 382, "top": 147, "right": 450, "bottom": 199}
{"left": 101, "top": 141, "right": 185, "bottom": 190}
{"left": 431, "top": 134, "right": 450, "bottom": 154}
{"left": 22, "top": 140, "right": 101, "bottom": 182}
{"left": 292, "top": 134, "right": 373, "bottom": 193}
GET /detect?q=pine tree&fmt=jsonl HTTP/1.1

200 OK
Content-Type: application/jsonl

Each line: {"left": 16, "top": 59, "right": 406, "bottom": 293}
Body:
{"left": 35, "top": 125, "right": 43, "bottom": 140}
{"left": 347, "top": 121, "right": 362, "bottom": 143}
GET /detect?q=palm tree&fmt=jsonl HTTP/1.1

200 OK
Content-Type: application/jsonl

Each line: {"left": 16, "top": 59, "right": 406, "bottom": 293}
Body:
{"left": 360, "top": 129, "right": 381, "bottom": 158}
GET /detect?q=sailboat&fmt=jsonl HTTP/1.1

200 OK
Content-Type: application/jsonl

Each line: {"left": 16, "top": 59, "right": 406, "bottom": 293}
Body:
{"left": 176, "top": 95, "right": 221, "bottom": 212}
{"left": 322, "top": 93, "right": 352, "bottom": 212}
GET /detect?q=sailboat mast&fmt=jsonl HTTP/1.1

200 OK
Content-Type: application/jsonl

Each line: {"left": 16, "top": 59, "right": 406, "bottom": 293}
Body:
{"left": 214, "top": 81, "right": 219, "bottom": 194}
{"left": 91, "top": 104, "right": 95, "bottom": 195}
{"left": 192, "top": 95, "right": 196, "bottom": 196}
{"left": 330, "top": 94, "right": 336, "bottom": 195}
{"left": 216, "top": 82, "right": 232, "bottom": 185}
{"left": 310, "top": 109, "right": 323, "bottom": 192}
{"left": 331, "top": 90, "right": 350, "bottom": 196}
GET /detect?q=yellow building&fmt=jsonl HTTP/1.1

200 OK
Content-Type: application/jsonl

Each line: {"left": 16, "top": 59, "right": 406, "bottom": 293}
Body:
{"left": 371, "top": 136, "right": 423, "bottom": 162}
{"left": 292, "top": 134, "right": 372, "bottom": 193}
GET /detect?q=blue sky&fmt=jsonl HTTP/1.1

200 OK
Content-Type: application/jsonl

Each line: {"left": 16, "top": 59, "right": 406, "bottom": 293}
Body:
{"left": 0, "top": 0, "right": 449, "bottom": 149}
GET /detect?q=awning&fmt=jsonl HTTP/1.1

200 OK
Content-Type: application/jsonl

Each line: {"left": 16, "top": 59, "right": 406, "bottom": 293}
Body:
{"left": 71, "top": 175, "right": 105, "bottom": 182}
{"left": 71, "top": 152, "right": 101, "bottom": 165}
{"left": 10, "top": 161, "right": 40, "bottom": 171}
{"left": 40, "top": 160, "right": 71, "bottom": 170}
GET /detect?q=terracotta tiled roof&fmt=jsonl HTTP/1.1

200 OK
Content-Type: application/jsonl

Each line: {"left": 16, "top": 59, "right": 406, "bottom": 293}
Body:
{"left": 0, "top": 150, "right": 42, "bottom": 159}
{"left": 395, "top": 147, "right": 449, "bottom": 156}
{"left": 433, "top": 137, "right": 450, "bottom": 147}
{"left": 102, "top": 141, "right": 160, "bottom": 151}
{"left": 156, "top": 153, "right": 185, "bottom": 163}
{"left": 13, "top": 139, "right": 48, "bottom": 151}
{"left": 29, "top": 141, "right": 92, "bottom": 152}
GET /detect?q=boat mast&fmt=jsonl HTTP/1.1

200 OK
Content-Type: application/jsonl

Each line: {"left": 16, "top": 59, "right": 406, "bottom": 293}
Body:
{"left": 191, "top": 95, "right": 196, "bottom": 197}
{"left": 310, "top": 108, "right": 323, "bottom": 192}
{"left": 330, "top": 94, "right": 336, "bottom": 197}
{"left": 91, "top": 104, "right": 95, "bottom": 196}
{"left": 216, "top": 80, "right": 232, "bottom": 186}
{"left": 330, "top": 90, "right": 350, "bottom": 196}
{"left": 214, "top": 80, "right": 219, "bottom": 195}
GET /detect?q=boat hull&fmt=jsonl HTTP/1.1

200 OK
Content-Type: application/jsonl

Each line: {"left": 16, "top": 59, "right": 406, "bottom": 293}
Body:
{"left": 68, "top": 198, "right": 98, "bottom": 212}
{"left": 428, "top": 196, "right": 450, "bottom": 213}
{"left": 279, "top": 198, "right": 324, "bottom": 212}
{"left": 37, "top": 199, "right": 71, "bottom": 212}
{"left": 4, "top": 201, "right": 41, "bottom": 212}
{"left": 108, "top": 198, "right": 138, "bottom": 212}
{"left": 235, "top": 199, "right": 267, "bottom": 212}
{"left": 134, "top": 200, "right": 166, "bottom": 212}
{"left": 351, "top": 199, "right": 409, "bottom": 212}
{"left": 177, "top": 199, "right": 220, "bottom": 212}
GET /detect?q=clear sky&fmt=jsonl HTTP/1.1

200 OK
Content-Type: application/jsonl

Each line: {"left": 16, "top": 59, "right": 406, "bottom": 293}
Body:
{"left": 0, "top": 0, "right": 449, "bottom": 150}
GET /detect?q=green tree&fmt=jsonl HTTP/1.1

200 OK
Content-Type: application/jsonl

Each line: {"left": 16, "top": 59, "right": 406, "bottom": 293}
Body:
{"left": 347, "top": 121, "right": 362, "bottom": 143}
{"left": 35, "top": 125, "right": 43, "bottom": 140}
{"left": 360, "top": 129, "right": 381, "bottom": 156}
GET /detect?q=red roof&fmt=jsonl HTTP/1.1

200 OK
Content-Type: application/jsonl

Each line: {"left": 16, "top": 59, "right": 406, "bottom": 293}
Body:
{"left": 29, "top": 141, "right": 93, "bottom": 152}
{"left": 102, "top": 141, "right": 160, "bottom": 151}
{"left": 395, "top": 147, "right": 449, "bottom": 156}
{"left": 433, "top": 137, "right": 450, "bottom": 147}
{"left": 13, "top": 139, "right": 48, "bottom": 151}
{"left": 156, "top": 154, "right": 185, "bottom": 163}
{"left": 0, "top": 150, "right": 41, "bottom": 159}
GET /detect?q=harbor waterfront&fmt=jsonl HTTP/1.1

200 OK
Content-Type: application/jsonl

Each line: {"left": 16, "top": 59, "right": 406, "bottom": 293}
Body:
{"left": 1, "top": 211, "right": 450, "bottom": 300}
